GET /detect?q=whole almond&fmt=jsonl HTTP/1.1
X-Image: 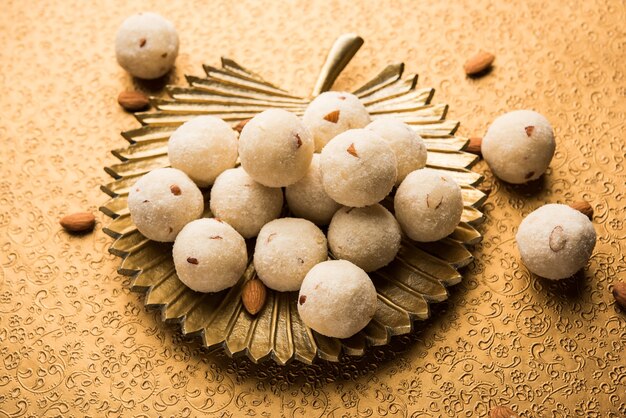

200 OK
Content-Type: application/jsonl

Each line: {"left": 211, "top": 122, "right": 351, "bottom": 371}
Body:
{"left": 118, "top": 91, "right": 150, "bottom": 111}
{"left": 60, "top": 212, "right": 96, "bottom": 233}
{"left": 464, "top": 51, "right": 495, "bottom": 75}
{"left": 612, "top": 282, "right": 626, "bottom": 309}
{"left": 489, "top": 405, "right": 519, "bottom": 418}
{"left": 242, "top": 278, "right": 267, "bottom": 315}
{"left": 569, "top": 200, "right": 594, "bottom": 220}
{"left": 465, "top": 137, "right": 482, "bottom": 155}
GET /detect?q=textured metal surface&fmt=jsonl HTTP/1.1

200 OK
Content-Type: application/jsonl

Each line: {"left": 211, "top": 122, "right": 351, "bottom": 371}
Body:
{"left": 100, "top": 37, "right": 485, "bottom": 364}
{"left": 1, "top": 0, "right": 625, "bottom": 416}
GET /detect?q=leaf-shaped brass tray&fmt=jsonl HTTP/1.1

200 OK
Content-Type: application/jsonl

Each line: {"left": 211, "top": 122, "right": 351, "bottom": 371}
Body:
{"left": 100, "top": 34, "right": 486, "bottom": 365}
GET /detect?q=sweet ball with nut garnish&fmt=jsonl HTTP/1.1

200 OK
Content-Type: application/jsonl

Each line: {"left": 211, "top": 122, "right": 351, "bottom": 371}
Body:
{"left": 481, "top": 110, "right": 556, "bottom": 184}
{"left": 127, "top": 168, "right": 203, "bottom": 242}
{"left": 516, "top": 203, "right": 596, "bottom": 280}
{"left": 297, "top": 260, "right": 377, "bottom": 339}
{"left": 115, "top": 12, "right": 179, "bottom": 80}
{"left": 320, "top": 128, "right": 397, "bottom": 208}
{"left": 209, "top": 167, "right": 283, "bottom": 239}
{"left": 168, "top": 116, "right": 239, "bottom": 187}
{"left": 173, "top": 218, "right": 247, "bottom": 293}
{"left": 254, "top": 218, "right": 328, "bottom": 292}
{"left": 394, "top": 168, "right": 464, "bottom": 242}
{"left": 238, "top": 109, "right": 314, "bottom": 187}
{"left": 303, "top": 91, "right": 371, "bottom": 151}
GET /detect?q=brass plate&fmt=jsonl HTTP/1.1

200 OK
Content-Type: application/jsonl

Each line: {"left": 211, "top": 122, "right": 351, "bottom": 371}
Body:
{"left": 100, "top": 35, "right": 485, "bottom": 364}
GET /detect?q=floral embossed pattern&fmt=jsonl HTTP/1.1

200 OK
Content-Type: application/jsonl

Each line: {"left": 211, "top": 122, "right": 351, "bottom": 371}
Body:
{"left": 0, "top": 0, "right": 625, "bottom": 417}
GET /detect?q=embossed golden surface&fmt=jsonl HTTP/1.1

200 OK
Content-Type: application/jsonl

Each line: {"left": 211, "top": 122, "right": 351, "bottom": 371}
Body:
{"left": 1, "top": 0, "right": 625, "bottom": 416}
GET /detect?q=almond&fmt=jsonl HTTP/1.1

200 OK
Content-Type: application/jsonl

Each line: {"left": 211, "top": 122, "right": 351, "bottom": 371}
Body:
{"left": 323, "top": 110, "right": 340, "bottom": 123}
{"left": 170, "top": 184, "right": 181, "bottom": 196}
{"left": 465, "top": 137, "right": 482, "bottom": 155}
{"left": 117, "top": 91, "right": 150, "bottom": 112}
{"left": 569, "top": 200, "right": 593, "bottom": 220}
{"left": 612, "top": 282, "right": 626, "bottom": 309}
{"left": 242, "top": 278, "right": 267, "bottom": 315}
{"left": 60, "top": 212, "right": 96, "bottom": 233}
{"left": 548, "top": 225, "right": 566, "bottom": 252}
{"left": 234, "top": 118, "right": 251, "bottom": 133}
{"left": 464, "top": 51, "right": 495, "bottom": 75}
{"left": 426, "top": 193, "right": 443, "bottom": 209}
{"left": 347, "top": 143, "right": 358, "bottom": 158}
{"left": 489, "top": 405, "right": 519, "bottom": 418}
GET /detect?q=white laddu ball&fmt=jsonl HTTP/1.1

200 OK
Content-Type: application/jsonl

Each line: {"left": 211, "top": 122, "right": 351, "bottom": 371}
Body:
{"left": 298, "top": 260, "right": 377, "bottom": 338}
{"left": 328, "top": 204, "right": 401, "bottom": 272}
{"left": 320, "top": 129, "right": 397, "bottom": 207}
{"left": 168, "top": 116, "right": 238, "bottom": 187}
{"left": 285, "top": 154, "right": 341, "bottom": 225}
{"left": 254, "top": 218, "right": 328, "bottom": 292}
{"left": 115, "top": 12, "right": 179, "bottom": 79}
{"left": 209, "top": 167, "right": 283, "bottom": 238}
{"left": 482, "top": 110, "right": 556, "bottom": 184}
{"left": 394, "top": 168, "right": 463, "bottom": 242}
{"left": 238, "top": 109, "right": 314, "bottom": 187}
{"left": 128, "top": 168, "right": 203, "bottom": 242}
{"left": 302, "top": 91, "right": 371, "bottom": 151}
{"left": 366, "top": 117, "right": 427, "bottom": 185}
{"left": 173, "top": 218, "right": 248, "bottom": 293}
{"left": 516, "top": 204, "right": 596, "bottom": 280}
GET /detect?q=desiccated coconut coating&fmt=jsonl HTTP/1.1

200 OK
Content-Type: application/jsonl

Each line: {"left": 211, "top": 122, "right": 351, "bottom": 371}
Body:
{"left": 285, "top": 154, "right": 341, "bottom": 225}
{"left": 482, "top": 110, "right": 556, "bottom": 184}
{"left": 516, "top": 204, "right": 596, "bottom": 280}
{"left": 366, "top": 117, "right": 427, "bottom": 185}
{"left": 115, "top": 12, "right": 179, "bottom": 79}
{"left": 254, "top": 218, "right": 328, "bottom": 292}
{"left": 394, "top": 168, "right": 463, "bottom": 242}
{"left": 127, "top": 168, "right": 203, "bottom": 242}
{"left": 238, "top": 109, "right": 314, "bottom": 187}
{"left": 328, "top": 204, "right": 401, "bottom": 272}
{"left": 173, "top": 218, "right": 247, "bottom": 293}
{"left": 320, "top": 129, "right": 397, "bottom": 207}
{"left": 298, "top": 260, "right": 377, "bottom": 338}
{"left": 168, "top": 116, "right": 238, "bottom": 187}
{"left": 302, "top": 91, "right": 371, "bottom": 151}
{"left": 209, "top": 167, "right": 283, "bottom": 239}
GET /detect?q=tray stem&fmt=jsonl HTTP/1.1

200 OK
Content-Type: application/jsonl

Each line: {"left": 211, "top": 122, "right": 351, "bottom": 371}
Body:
{"left": 311, "top": 33, "right": 364, "bottom": 97}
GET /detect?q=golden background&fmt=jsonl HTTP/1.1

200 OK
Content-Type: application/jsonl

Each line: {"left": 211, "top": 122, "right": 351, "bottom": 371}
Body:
{"left": 1, "top": 0, "right": 625, "bottom": 416}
